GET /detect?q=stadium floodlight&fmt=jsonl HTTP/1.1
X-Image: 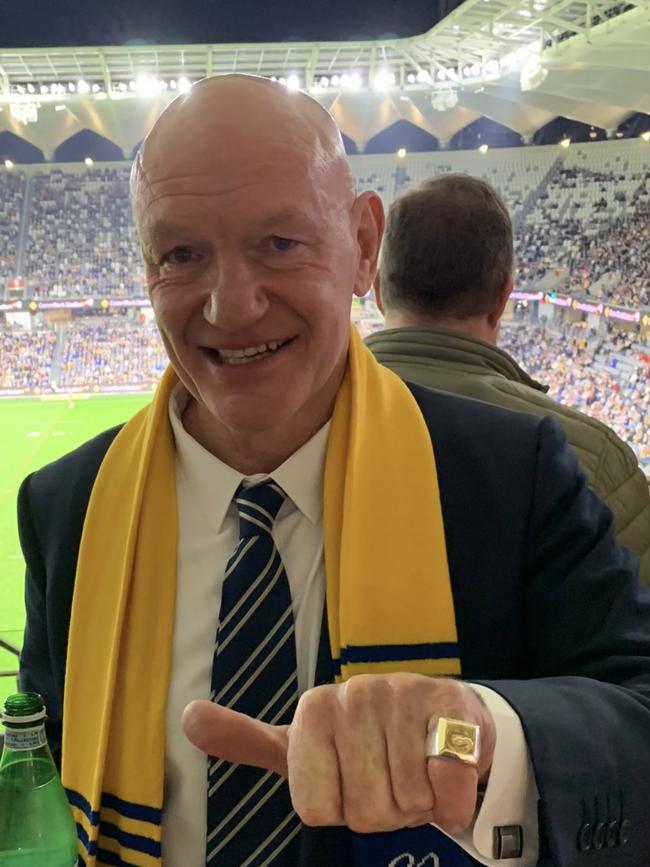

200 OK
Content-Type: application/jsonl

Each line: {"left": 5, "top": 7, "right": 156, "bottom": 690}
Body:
{"left": 4, "top": 159, "right": 14, "bottom": 169}
{"left": 178, "top": 76, "right": 192, "bottom": 94}
{"left": 55, "top": 104, "right": 66, "bottom": 111}
{"left": 40, "top": 85, "right": 49, "bottom": 95}
{"left": 320, "top": 76, "right": 330, "bottom": 88}
{"left": 136, "top": 75, "right": 163, "bottom": 98}
{"left": 331, "top": 74, "right": 340, "bottom": 86}
{"left": 84, "top": 157, "right": 94, "bottom": 166}
{"left": 77, "top": 80, "right": 90, "bottom": 95}
{"left": 407, "top": 73, "right": 416, "bottom": 84}
{"left": 278, "top": 77, "right": 287, "bottom": 86}
{"left": 417, "top": 70, "right": 433, "bottom": 85}
{"left": 437, "top": 69, "right": 446, "bottom": 81}
{"left": 373, "top": 69, "right": 396, "bottom": 90}
{"left": 446, "top": 67, "right": 459, "bottom": 82}
{"left": 560, "top": 137, "right": 571, "bottom": 148}
{"left": 348, "top": 72, "right": 363, "bottom": 90}
{"left": 27, "top": 83, "right": 35, "bottom": 94}
{"left": 641, "top": 131, "right": 650, "bottom": 142}
{"left": 479, "top": 144, "right": 489, "bottom": 153}
{"left": 397, "top": 147, "right": 407, "bottom": 158}
{"left": 68, "top": 82, "right": 75, "bottom": 92}
{"left": 471, "top": 63, "right": 481, "bottom": 77}
{"left": 170, "top": 80, "right": 177, "bottom": 90}
{"left": 286, "top": 73, "right": 301, "bottom": 91}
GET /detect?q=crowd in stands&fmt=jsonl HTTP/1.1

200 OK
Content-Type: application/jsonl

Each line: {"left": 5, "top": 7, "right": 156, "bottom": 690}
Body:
{"left": 0, "top": 329, "right": 56, "bottom": 391}
{"left": 500, "top": 323, "right": 650, "bottom": 472}
{"left": 23, "top": 168, "right": 142, "bottom": 298}
{"left": 2, "top": 314, "right": 648, "bottom": 476}
{"left": 0, "top": 170, "right": 25, "bottom": 280}
{"left": 59, "top": 320, "right": 167, "bottom": 388}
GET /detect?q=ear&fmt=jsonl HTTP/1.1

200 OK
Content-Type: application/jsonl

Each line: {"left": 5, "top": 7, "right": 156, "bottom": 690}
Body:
{"left": 373, "top": 271, "right": 385, "bottom": 315}
{"left": 487, "top": 275, "right": 514, "bottom": 329}
{"left": 352, "top": 191, "right": 384, "bottom": 299}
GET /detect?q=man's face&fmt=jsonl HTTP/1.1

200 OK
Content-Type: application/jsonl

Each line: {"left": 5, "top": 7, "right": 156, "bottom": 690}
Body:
{"left": 138, "top": 133, "right": 370, "bottom": 439}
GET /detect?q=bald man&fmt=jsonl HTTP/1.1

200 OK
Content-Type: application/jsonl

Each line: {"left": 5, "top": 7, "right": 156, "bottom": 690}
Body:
{"left": 17, "top": 75, "right": 650, "bottom": 867}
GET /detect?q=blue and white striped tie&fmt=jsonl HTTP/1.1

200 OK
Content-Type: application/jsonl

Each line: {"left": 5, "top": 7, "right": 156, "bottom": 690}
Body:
{"left": 206, "top": 480, "right": 301, "bottom": 866}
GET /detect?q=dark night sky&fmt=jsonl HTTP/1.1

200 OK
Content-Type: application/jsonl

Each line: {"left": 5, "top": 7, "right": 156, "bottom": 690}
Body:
{"left": 3, "top": 0, "right": 461, "bottom": 49}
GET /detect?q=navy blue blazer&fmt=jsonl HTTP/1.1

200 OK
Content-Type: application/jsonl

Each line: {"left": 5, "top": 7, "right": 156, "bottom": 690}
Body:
{"left": 17, "top": 383, "right": 650, "bottom": 867}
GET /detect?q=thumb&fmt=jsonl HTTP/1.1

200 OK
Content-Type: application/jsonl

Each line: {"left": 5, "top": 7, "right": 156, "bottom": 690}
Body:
{"left": 182, "top": 700, "right": 289, "bottom": 777}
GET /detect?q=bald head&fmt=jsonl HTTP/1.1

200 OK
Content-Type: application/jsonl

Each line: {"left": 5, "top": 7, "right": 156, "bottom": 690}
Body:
{"left": 131, "top": 74, "right": 354, "bottom": 222}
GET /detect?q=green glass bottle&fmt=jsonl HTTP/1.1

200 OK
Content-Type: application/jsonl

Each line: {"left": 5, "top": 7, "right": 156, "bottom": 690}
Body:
{"left": 0, "top": 693, "right": 78, "bottom": 866}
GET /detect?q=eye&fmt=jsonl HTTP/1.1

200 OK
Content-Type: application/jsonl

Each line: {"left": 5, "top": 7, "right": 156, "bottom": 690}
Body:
{"left": 270, "top": 236, "right": 297, "bottom": 252}
{"left": 162, "top": 246, "right": 196, "bottom": 265}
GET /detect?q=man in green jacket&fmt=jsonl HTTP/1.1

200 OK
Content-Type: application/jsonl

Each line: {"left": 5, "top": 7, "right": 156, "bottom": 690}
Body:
{"left": 366, "top": 172, "right": 650, "bottom": 584}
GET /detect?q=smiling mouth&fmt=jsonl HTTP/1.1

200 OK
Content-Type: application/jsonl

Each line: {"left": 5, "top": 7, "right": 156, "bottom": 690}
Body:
{"left": 203, "top": 337, "right": 295, "bottom": 366}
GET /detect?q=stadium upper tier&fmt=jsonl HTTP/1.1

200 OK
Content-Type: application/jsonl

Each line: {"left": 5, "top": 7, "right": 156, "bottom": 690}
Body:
{"left": 0, "top": 137, "right": 648, "bottom": 306}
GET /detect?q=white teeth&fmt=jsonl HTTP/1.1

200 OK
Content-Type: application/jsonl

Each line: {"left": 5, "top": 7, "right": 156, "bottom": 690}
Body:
{"left": 216, "top": 339, "right": 289, "bottom": 365}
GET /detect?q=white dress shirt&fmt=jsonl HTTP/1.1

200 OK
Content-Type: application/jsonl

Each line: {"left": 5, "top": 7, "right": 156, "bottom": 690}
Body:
{"left": 163, "top": 384, "right": 539, "bottom": 866}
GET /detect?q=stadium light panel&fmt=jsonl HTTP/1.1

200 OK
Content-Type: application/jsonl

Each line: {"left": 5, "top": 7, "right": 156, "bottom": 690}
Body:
{"left": 4, "top": 159, "right": 14, "bottom": 168}
{"left": 642, "top": 131, "right": 650, "bottom": 142}
{"left": 560, "top": 137, "right": 571, "bottom": 148}
{"left": 77, "top": 80, "right": 90, "bottom": 95}
{"left": 479, "top": 144, "right": 489, "bottom": 153}
{"left": 68, "top": 82, "right": 75, "bottom": 92}
{"left": 286, "top": 73, "right": 301, "bottom": 91}
{"left": 136, "top": 75, "right": 163, "bottom": 97}
{"left": 170, "top": 80, "right": 177, "bottom": 90}
{"left": 84, "top": 157, "right": 94, "bottom": 166}
{"left": 27, "top": 83, "right": 35, "bottom": 94}
{"left": 416, "top": 70, "right": 433, "bottom": 84}
{"left": 373, "top": 69, "right": 396, "bottom": 90}
{"left": 397, "top": 147, "right": 407, "bottom": 158}
{"left": 331, "top": 75, "right": 340, "bottom": 86}
{"left": 178, "top": 77, "right": 191, "bottom": 93}
{"left": 320, "top": 76, "right": 330, "bottom": 87}
{"left": 407, "top": 73, "right": 416, "bottom": 84}
{"left": 40, "top": 85, "right": 49, "bottom": 95}
{"left": 348, "top": 72, "right": 362, "bottom": 90}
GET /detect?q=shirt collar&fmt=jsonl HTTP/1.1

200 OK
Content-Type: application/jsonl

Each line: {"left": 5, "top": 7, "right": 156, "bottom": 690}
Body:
{"left": 169, "top": 383, "right": 329, "bottom": 531}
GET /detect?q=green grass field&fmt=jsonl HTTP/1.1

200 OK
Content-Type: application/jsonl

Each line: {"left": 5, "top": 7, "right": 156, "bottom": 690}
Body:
{"left": 0, "top": 394, "right": 152, "bottom": 724}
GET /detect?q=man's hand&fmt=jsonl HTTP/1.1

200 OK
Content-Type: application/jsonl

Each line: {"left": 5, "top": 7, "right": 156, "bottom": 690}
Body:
{"left": 182, "top": 673, "right": 495, "bottom": 835}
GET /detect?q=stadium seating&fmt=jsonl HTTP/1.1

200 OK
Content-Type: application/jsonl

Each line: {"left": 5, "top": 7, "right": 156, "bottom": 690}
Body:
{"left": 0, "top": 169, "right": 26, "bottom": 281}
{"left": 1, "top": 139, "right": 649, "bottom": 307}
{"left": 58, "top": 320, "right": 167, "bottom": 388}
{"left": 0, "top": 328, "right": 56, "bottom": 391}
{"left": 22, "top": 166, "right": 142, "bottom": 298}
{"left": 500, "top": 323, "right": 650, "bottom": 474}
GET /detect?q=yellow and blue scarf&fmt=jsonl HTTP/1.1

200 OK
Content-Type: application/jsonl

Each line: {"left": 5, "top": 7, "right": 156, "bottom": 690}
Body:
{"left": 62, "top": 325, "right": 461, "bottom": 866}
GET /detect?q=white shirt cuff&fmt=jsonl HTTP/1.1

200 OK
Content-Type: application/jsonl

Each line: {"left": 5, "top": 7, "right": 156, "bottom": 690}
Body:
{"left": 435, "top": 683, "right": 540, "bottom": 866}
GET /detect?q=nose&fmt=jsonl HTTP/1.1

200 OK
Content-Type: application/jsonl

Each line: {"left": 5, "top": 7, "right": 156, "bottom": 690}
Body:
{"left": 202, "top": 252, "right": 269, "bottom": 332}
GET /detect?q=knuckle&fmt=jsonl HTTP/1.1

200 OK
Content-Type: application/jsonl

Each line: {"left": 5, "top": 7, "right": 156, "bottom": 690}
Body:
{"left": 432, "top": 802, "right": 474, "bottom": 835}
{"left": 394, "top": 792, "right": 435, "bottom": 815}
{"left": 344, "top": 808, "right": 387, "bottom": 835}
{"left": 292, "top": 798, "right": 342, "bottom": 828}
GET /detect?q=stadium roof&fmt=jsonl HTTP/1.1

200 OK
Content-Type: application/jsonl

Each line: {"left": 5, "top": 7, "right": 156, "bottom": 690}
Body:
{"left": 0, "top": 0, "right": 648, "bottom": 155}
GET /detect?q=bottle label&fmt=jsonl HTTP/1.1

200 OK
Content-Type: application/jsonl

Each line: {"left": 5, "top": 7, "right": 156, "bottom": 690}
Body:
{"left": 3, "top": 725, "right": 48, "bottom": 751}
